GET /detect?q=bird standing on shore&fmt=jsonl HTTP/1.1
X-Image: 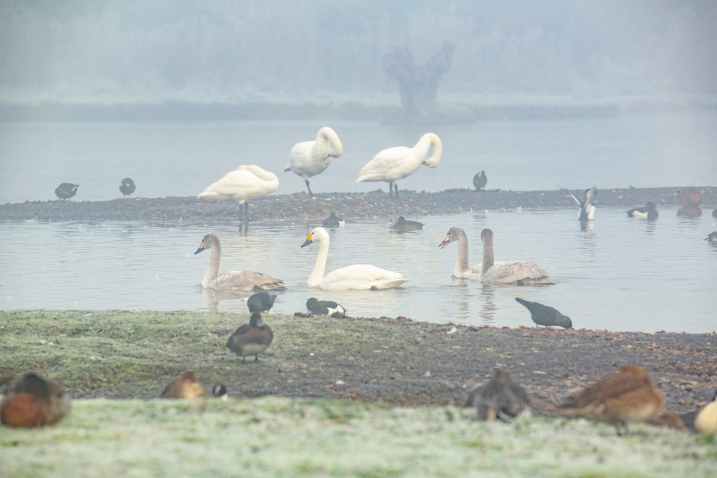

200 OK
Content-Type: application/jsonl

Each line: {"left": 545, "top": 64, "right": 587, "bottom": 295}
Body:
{"left": 565, "top": 188, "right": 597, "bottom": 221}
{"left": 322, "top": 212, "right": 345, "bottom": 228}
{"left": 160, "top": 371, "right": 207, "bottom": 399}
{"left": 247, "top": 291, "right": 277, "bottom": 313}
{"left": 0, "top": 373, "right": 71, "bottom": 428}
{"left": 198, "top": 165, "right": 278, "bottom": 223}
{"left": 284, "top": 127, "right": 343, "bottom": 196}
{"left": 465, "top": 369, "right": 530, "bottom": 421}
{"left": 55, "top": 183, "right": 79, "bottom": 200}
{"left": 306, "top": 297, "right": 346, "bottom": 316}
{"left": 120, "top": 178, "right": 136, "bottom": 198}
{"left": 515, "top": 298, "right": 572, "bottom": 328}
{"left": 226, "top": 312, "right": 274, "bottom": 363}
{"left": 473, "top": 171, "right": 487, "bottom": 191}
{"left": 627, "top": 202, "right": 659, "bottom": 219}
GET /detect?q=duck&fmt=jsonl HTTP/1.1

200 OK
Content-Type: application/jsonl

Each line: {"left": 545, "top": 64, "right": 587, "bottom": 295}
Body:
{"left": 212, "top": 384, "right": 229, "bottom": 401}
{"left": 301, "top": 227, "right": 409, "bottom": 290}
{"left": 557, "top": 365, "right": 664, "bottom": 435}
{"left": 465, "top": 369, "right": 530, "bottom": 421}
{"left": 565, "top": 187, "right": 597, "bottom": 221}
{"left": 678, "top": 389, "right": 716, "bottom": 431}
{"left": 160, "top": 371, "right": 207, "bottom": 399}
{"left": 695, "top": 391, "right": 717, "bottom": 434}
{"left": 198, "top": 165, "right": 279, "bottom": 222}
{"left": 678, "top": 187, "right": 702, "bottom": 207}
{"left": 120, "top": 178, "right": 136, "bottom": 198}
{"left": 0, "top": 373, "right": 71, "bottom": 428}
{"left": 393, "top": 216, "right": 424, "bottom": 232}
{"left": 194, "top": 234, "right": 286, "bottom": 291}
{"left": 55, "top": 183, "right": 79, "bottom": 200}
{"left": 438, "top": 227, "right": 482, "bottom": 280}
{"left": 306, "top": 297, "right": 346, "bottom": 316}
{"left": 226, "top": 312, "right": 274, "bottom": 363}
{"left": 284, "top": 127, "right": 343, "bottom": 196}
{"left": 478, "top": 229, "right": 555, "bottom": 285}
{"left": 627, "top": 202, "right": 659, "bottom": 219}
{"left": 322, "top": 212, "right": 345, "bottom": 228}
{"left": 247, "top": 291, "right": 277, "bottom": 313}
{"left": 473, "top": 171, "right": 487, "bottom": 191}
{"left": 707, "top": 232, "right": 717, "bottom": 243}
{"left": 355, "top": 133, "right": 442, "bottom": 198}
{"left": 515, "top": 298, "right": 572, "bottom": 328}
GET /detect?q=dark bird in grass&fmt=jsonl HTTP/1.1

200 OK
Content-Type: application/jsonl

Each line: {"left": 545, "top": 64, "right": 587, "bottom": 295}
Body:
{"left": 392, "top": 216, "right": 423, "bottom": 232}
{"left": 160, "top": 371, "right": 207, "bottom": 399}
{"left": 0, "top": 373, "right": 71, "bottom": 428}
{"left": 515, "top": 298, "right": 572, "bottom": 329}
{"left": 322, "top": 212, "right": 345, "bottom": 228}
{"left": 212, "top": 384, "right": 228, "bottom": 400}
{"left": 306, "top": 297, "right": 346, "bottom": 317}
{"left": 55, "top": 183, "right": 79, "bottom": 200}
{"left": 707, "top": 232, "right": 717, "bottom": 243}
{"left": 557, "top": 365, "right": 664, "bottom": 436}
{"left": 465, "top": 369, "right": 530, "bottom": 421}
{"left": 473, "top": 171, "right": 487, "bottom": 191}
{"left": 226, "top": 312, "right": 274, "bottom": 363}
{"left": 627, "top": 202, "right": 658, "bottom": 219}
{"left": 120, "top": 178, "right": 136, "bottom": 198}
{"left": 564, "top": 187, "right": 597, "bottom": 221}
{"left": 247, "top": 291, "right": 277, "bottom": 313}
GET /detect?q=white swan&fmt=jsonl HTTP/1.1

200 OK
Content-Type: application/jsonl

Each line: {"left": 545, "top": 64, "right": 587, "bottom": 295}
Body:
{"left": 194, "top": 234, "right": 286, "bottom": 291}
{"left": 284, "top": 127, "right": 343, "bottom": 196}
{"left": 355, "top": 133, "right": 442, "bottom": 198}
{"left": 300, "top": 227, "right": 409, "bottom": 290}
{"left": 478, "top": 229, "right": 555, "bottom": 285}
{"left": 439, "top": 227, "right": 482, "bottom": 280}
{"left": 198, "top": 165, "right": 279, "bottom": 222}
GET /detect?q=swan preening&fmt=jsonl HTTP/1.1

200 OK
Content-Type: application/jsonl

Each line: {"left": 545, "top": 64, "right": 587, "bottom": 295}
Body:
{"left": 194, "top": 234, "right": 286, "bottom": 291}
{"left": 565, "top": 187, "right": 597, "bottom": 221}
{"left": 284, "top": 127, "right": 343, "bottom": 196}
{"left": 356, "top": 133, "right": 442, "bottom": 198}
{"left": 301, "top": 227, "right": 409, "bottom": 290}
{"left": 198, "top": 165, "right": 279, "bottom": 222}
{"left": 439, "top": 227, "right": 482, "bottom": 280}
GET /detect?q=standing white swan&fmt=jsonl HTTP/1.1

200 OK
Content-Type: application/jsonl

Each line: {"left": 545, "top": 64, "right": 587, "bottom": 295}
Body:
{"left": 284, "top": 127, "right": 343, "bottom": 196}
{"left": 355, "top": 133, "right": 442, "bottom": 198}
{"left": 478, "top": 228, "right": 555, "bottom": 285}
{"left": 439, "top": 227, "right": 482, "bottom": 280}
{"left": 300, "top": 227, "right": 409, "bottom": 290}
{"left": 198, "top": 165, "right": 279, "bottom": 222}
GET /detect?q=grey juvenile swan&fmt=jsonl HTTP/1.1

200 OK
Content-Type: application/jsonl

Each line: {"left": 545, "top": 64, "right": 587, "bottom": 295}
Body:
{"left": 439, "top": 227, "right": 482, "bottom": 280}
{"left": 478, "top": 229, "right": 555, "bottom": 285}
{"left": 194, "top": 234, "right": 286, "bottom": 291}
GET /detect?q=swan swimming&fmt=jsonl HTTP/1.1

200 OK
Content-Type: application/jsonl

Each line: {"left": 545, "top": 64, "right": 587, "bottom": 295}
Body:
{"left": 355, "top": 133, "right": 442, "bottom": 198}
{"left": 301, "top": 227, "right": 409, "bottom": 290}
{"left": 478, "top": 228, "right": 555, "bottom": 285}
{"left": 439, "top": 227, "right": 482, "bottom": 280}
{"left": 198, "top": 165, "right": 278, "bottom": 222}
{"left": 284, "top": 127, "right": 343, "bottom": 196}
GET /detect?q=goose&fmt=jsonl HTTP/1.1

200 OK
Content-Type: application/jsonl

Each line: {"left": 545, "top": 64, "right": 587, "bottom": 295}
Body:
{"left": 322, "top": 212, "right": 345, "bottom": 228}
{"left": 1, "top": 373, "right": 71, "bottom": 428}
{"left": 565, "top": 187, "right": 597, "bottom": 220}
{"left": 194, "top": 234, "right": 286, "bottom": 291}
{"left": 393, "top": 216, "right": 424, "bottom": 232}
{"left": 198, "top": 165, "right": 279, "bottom": 222}
{"left": 438, "top": 227, "right": 481, "bottom": 280}
{"left": 284, "top": 127, "right": 343, "bottom": 196}
{"left": 120, "top": 178, "right": 136, "bottom": 198}
{"left": 355, "top": 133, "right": 442, "bottom": 198}
{"left": 226, "top": 312, "right": 274, "bottom": 363}
{"left": 306, "top": 297, "right": 346, "bottom": 316}
{"left": 473, "top": 171, "right": 487, "bottom": 191}
{"left": 301, "top": 227, "right": 409, "bottom": 290}
{"left": 465, "top": 369, "right": 530, "bottom": 421}
{"left": 557, "top": 365, "right": 664, "bottom": 436}
{"left": 247, "top": 291, "right": 277, "bottom": 313}
{"left": 627, "top": 202, "right": 658, "bottom": 219}
{"left": 515, "top": 298, "right": 572, "bottom": 328}
{"left": 160, "top": 371, "right": 207, "bottom": 399}
{"left": 678, "top": 187, "right": 702, "bottom": 207}
{"left": 55, "top": 183, "right": 79, "bottom": 200}
{"left": 478, "top": 229, "right": 555, "bottom": 285}
{"left": 707, "top": 232, "right": 717, "bottom": 243}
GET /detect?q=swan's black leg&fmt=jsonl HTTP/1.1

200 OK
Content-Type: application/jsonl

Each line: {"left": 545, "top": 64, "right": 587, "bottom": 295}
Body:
{"left": 254, "top": 355, "right": 260, "bottom": 363}
{"left": 389, "top": 183, "right": 393, "bottom": 197}
{"left": 244, "top": 203, "right": 249, "bottom": 222}
{"left": 305, "top": 179, "right": 314, "bottom": 197}
{"left": 395, "top": 183, "right": 399, "bottom": 199}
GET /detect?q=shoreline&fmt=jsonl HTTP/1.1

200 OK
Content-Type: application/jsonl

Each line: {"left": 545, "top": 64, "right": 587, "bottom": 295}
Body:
{"left": 1, "top": 186, "right": 715, "bottom": 224}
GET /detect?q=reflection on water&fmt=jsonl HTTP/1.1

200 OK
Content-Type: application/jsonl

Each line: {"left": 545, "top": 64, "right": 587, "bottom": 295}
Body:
{"left": 1, "top": 207, "right": 715, "bottom": 333}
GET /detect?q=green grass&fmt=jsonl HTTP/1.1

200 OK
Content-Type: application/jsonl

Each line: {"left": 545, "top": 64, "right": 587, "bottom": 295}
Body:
{"left": 1, "top": 398, "right": 715, "bottom": 478}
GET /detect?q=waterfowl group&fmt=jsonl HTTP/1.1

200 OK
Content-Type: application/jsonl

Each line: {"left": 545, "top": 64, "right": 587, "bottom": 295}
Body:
{"left": 160, "top": 371, "right": 207, "bottom": 399}
{"left": 284, "top": 127, "right": 343, "bottom": 196}
{"left": 226, "top": 311, "right": 274, "bottom": 363}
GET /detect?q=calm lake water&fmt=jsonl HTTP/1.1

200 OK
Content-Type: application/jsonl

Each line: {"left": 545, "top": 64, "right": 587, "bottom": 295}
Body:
{"left": 1, "top": 208, "right": 715, "bottom": 333}
{"left": 1, "top": 110, "right": 716, "bottom": 203}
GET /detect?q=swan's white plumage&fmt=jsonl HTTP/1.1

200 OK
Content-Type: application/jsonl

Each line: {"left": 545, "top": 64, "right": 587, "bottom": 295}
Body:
{"left": 206, "top": 270, "right": 282, "bottom": 291}
{"left": 198, "top": 165, "right": 278, "bottom": 204}
{"left": 481, "top": 261, "right": 553, "bottom": 285}
{"left": 284, "top": 127, "right": 343, "bottom": 179}
{"left": 355, "top": 133, "right": 442, "bottom": 185}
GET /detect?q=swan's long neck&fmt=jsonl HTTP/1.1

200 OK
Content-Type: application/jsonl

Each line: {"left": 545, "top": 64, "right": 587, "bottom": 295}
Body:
{"left": 454, "top": 231, "right": 470, "bottom": 276}
{"left": 413, "top": 133, "right": 442, "bottom": 167}
{"left": 202, "top": 244, "right": 221, "bottom": 288}
{"left": 308, "top": 237, "right": 330, "bottom": 287}
{"left": 481, "top": 238, "right": 494, "bottom": 277}
{"left": 317, "top": 127, "right": 343, "bottom": 158}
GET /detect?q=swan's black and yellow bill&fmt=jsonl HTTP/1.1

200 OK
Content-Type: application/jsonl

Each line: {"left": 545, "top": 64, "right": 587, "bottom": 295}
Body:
{"left": 194, "top": 241, "right": 205, "bottom": 255}
{"left": 301, "top": 233, "right": 314, "bottom": 248}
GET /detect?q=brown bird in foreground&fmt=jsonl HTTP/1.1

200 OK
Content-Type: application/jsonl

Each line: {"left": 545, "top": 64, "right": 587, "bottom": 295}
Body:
{"left": 160, "top": 371, "right": 207, "bottom": 399}
{"left": 646, "top": 413, "right": 687, "bottom": 431}
{"left": 226, "top": 312, "right": 274, "bottom": 363}
{"left": 0, "top": 373, "right": 71, "bottom": 428}
{"left": 557, "top": 365, "right": 664, "bottom": 435}
{"left": 466, "top": 369, "right": 530, "bottom": 421}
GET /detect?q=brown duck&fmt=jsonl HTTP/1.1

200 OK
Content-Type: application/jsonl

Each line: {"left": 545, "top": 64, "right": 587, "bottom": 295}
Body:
{"left": 226, "top": 312, "right": 274, "bottom": 363}
{"left": 160, "top": 371, "right": 207, "bottom": 399}
{"left": 0, "top": 373, "right": 71, "bottom": 428}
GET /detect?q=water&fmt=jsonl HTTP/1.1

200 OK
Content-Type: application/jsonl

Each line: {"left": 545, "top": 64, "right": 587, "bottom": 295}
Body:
{"left": 1, "top": 110, "right": 716, "bottom": 204}
{"left": 1, "top": 208, "right": 715, "bottom": 333}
